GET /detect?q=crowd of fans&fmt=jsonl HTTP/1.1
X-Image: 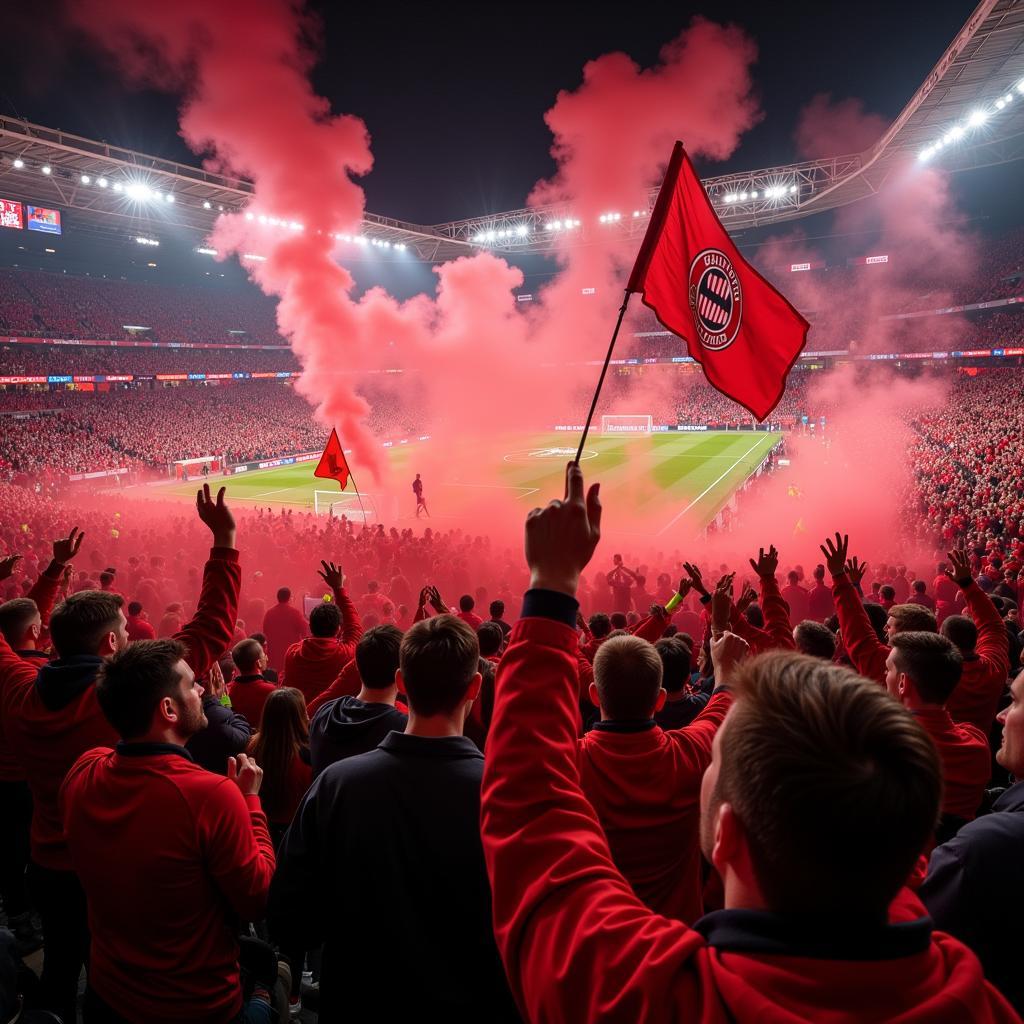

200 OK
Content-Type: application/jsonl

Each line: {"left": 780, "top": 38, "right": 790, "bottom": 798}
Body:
{"left": 0, "top": 463, "right": 1022, "bottom": 1022}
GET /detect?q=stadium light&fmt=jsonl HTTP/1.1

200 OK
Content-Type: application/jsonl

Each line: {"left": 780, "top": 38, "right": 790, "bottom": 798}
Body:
{"left": 473, "top": 232, "right": 484, "bottom": 242}
{"left": 396, "top": 243, "right": 406, "bottom": 251}
{"left": 165, "top": 194, "right": 175, "bottom": 203}
{"left": 12, "top": 158, "right": 24, "bottom": 169}
{"left": 750, "top": 190, "right": 758, "bottom": 198}
{"left": 80, "top": 174, "right": 91, "bottom": 184}
{"left": 202, "top": 200, "right": 211, "bottom": 209}
{"left": 245, "top": 212, "right": 254, "bottom": 220}
{"left": 41, "top": 165, "right": 51, "bottom": 175}
{"left": 196, "top": 247, "right": 218, "bottom": 256}
{"left": 739, "top": 192, "right": 748, "bottom": 201}
{"left": 485, "top": 230, "right": 496, "bottom": 241}
{"left": 967, "top": 109, "right": 989, "bottom": 127}
{"left": 1018, "top": 79, "right": 1024, "bottom": 93}
{"left": 790, "top": 184, "right": 798, "bottom": 193}
{"left": 241, "top": 253, "right": 267, "bottom": 261}
{"left": 97, "top": 178, "right": 108, "bottom": 188}
{"left": 516, "top": 225, "right": 528, "bottom": 236}
{"left": 724, "top": 194, "right": 737, "bottom": 203}
{"left": 125, "top": 182, "right": 150, "bottom": 201}
{"left": 950, "top": 125, "right": 964, "bottom": 140}
{"left": 135, "top": 236, "right": 159, "bottom": 246}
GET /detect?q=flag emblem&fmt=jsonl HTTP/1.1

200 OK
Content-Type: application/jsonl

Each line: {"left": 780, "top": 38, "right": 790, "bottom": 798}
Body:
{"left": 688, "top": 248, "right": 742, "bottom": 351}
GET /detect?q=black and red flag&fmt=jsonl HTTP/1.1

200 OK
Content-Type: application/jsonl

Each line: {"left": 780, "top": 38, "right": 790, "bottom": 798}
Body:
{"left": 313, "top": 428, "right": 350, "bottom": 489}
{"left": 627, "top": 142, "right": 809, "bottom": 421}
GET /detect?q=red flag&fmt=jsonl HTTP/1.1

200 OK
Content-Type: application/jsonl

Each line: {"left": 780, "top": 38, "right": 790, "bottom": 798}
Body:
{"left": 313, "top": 428, "right": 350, "bottom": 489}
{"left": 627, "top": 143, "right": 809, "bottom": 421}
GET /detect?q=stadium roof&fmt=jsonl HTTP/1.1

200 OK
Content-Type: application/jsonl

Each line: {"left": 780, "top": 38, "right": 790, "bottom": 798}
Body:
{"left": 0, "top": 0, "right": 1022, "bottom": 262}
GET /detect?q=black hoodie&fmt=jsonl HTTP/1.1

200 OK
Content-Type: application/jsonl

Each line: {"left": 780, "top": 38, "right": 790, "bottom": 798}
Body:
{"left": 309, "top": 695, "right": 407, "bottom": 777}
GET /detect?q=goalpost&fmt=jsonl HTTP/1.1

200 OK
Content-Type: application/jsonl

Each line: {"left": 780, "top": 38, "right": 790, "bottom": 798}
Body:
{"left": 313, "top": 491, "right": 378, "bottom": 523}
{"left": 600, "top": 414, "right": 654, "bottom": 436}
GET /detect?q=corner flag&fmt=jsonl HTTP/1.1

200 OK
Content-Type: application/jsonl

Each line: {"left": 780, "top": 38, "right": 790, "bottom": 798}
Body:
{"left": 627, "top": 142, "right": 809, "bottom": 421}
{"left": 314, "top": 428, "right": 350, "bottom": 489}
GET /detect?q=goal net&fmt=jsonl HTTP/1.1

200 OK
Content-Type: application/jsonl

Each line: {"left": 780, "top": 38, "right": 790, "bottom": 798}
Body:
{"left": 313, "top": 490, "right": 378, "bottom": 523}
{"left": 600, "top": 414, "right": 653, "bottom": 436}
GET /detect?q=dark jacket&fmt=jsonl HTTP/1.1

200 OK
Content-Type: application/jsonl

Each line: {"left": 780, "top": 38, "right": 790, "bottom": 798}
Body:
{"left": 308, "top": 695, "right": 407, "bottom": 777}
{"left": 269, "top": 732, "right": 519, "bottom": 1023}
{"left": 186, "top": 695, "right": 252, "bottom": 775}
{"left": 654, "top": 691, "right": 710, "bottom": 731}
{"left": 921, "top": 780, "right": 1024, "bottom": 1013}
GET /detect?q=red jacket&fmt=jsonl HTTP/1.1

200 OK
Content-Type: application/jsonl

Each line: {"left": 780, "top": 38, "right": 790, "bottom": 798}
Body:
{"left": 281, "top": 587, "right": 362, "bottom": 704}
{"left": 730, "top": 575, "right": 795, "bottom": 654}
{"left": 481, "top": 604, "right": 1019, "bottom": 1024}
{"left": 0, "top": 559, "right": 64, "bottom": 783}
{"left": 578, "top": 693, "right": 730, "bottom": 923}
{"left": 1, "top": 548, "right": 240, "bottom": 871}
{"left": 62, "top": 743, "right": 275, "bottom": 1024}
{"left": 944, "top": 582, "right": 1009, "bottom": 732}
{"left": 227, "top": 675, "right": 277, "bottom": 728}
{"left": 458, "top": 610, "right": 484, "bottom": 629}
{"left": 261, "top": 601, "right": 308, "bottom": 671}
{"left": 306, "top": 658, "right": 362, "bottom": 717}
{"left": 913, "top": 707, "right": 991, "bottom": 821}
{"left": 832, "top": 571, "right": 889, "bottom": 684}
{"left": 126, "top": 614, "right": 156, "bottom": 642}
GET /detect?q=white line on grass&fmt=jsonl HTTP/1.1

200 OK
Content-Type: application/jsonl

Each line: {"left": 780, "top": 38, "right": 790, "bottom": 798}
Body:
{"left": 253, "top": 488, "right": 296, "bottom": 498}
{"left": 657, "top": 437, "right": 769, "bottom": 536}
{"left": 441, "top": 482, "right": 540, "bottom": 498}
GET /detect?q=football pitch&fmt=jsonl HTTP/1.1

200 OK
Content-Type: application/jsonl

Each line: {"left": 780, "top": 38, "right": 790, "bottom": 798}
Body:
{"left": 153, "top": 430, "right": 778, "bottom": 538}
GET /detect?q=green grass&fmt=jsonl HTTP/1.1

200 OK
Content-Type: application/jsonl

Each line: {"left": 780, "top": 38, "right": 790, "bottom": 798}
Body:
{"left": 151, "top": 430, "right": 778, "bottom": 538}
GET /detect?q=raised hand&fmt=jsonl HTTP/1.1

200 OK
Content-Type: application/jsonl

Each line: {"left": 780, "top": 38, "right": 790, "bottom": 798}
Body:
{"left": 205, "top": 660, "right": 227, "bottom": 701}
{"left": 227, "top": 753, "right": 263, "bottom": 797}
{"left": 736, "top": 583, "right": 758, "bottom": 615}
{"left": 0, "top": 554, "right": 22, "bottom": 581}
{"left": 428, "top": 586, "right": 447, "bottom": 613}
{"left": 749, "top": 545, "right": 779, "bottom": 579}
{"left": 675, "top": 578, "right": 693, "bottom": 601}
{"left": 417, "top": 586, "right": 430, "bottom": 609}
{"left": 317, "top": 559, "right": 345, "bottom": 591}
{"left": 846, "top": 556, "right": 868, "bottom": 587}
{"left": 710, "top": 630, "right": 750, "bottom": 685}
{"left": 711, "top": 573, "right": 735, "bottom": 635}
{"left": 820, "top": 533, "right": 850, "bottom": 578}
{"left": 525, "top": 462, "right": 602, "bottom": 597}
{"left": 944, "top": 549, "right": 974, "bottom": 588}
{"left": 681, "top": 562, "right": 708, "bottom": 598}
{"left": 196, "top": 485, "right": 236, "bottom": 548}
{"left": 53, "top": 526, "right": 85, "bottom": 565}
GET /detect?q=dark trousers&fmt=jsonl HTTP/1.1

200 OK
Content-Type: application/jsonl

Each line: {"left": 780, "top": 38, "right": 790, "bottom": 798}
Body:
{"left": 84, "top": 987, "right": 249, "bottom": 1023}
{"left": 0, "top": 780, "right": 32, "bottom": 918}
{"left": 26, "top": 861, "right": 89, "bottom": 1024}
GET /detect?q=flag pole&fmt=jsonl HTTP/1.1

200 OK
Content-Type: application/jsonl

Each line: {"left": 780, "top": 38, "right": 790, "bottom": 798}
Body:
{"left": 345, "top": 465, "right": 370, "bottom": 530}
{"left": 575, "top": 289, "right": 633, "bottom": 465}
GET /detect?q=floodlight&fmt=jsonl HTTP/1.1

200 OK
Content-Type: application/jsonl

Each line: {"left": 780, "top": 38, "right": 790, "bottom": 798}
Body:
{"left": 515, "top": 225, "right": 528, "bottom": 236}
{"left": 967, "top": 109, "right": 988, "bottom": 127}
{"left": 203, "top": 200, "right": 212, "bottom": 209}
{"left": 112, "top": 182, "right": 123, "bottom": 192}
{"left": 80, "top": 175, "right": 91, "bottom": 184}
{"left": 125, "top": 183, "right": 150, "bottom": 200}
{"left": 41, "top": 165, "right": 51, "bottom": 175}
{"left": 739, "top": 192, "right": 748, "bottom": 200}
{"left": 165, "top": 194, "right": 175, "bottom": 203}
{"left": 12, "top": 158, "right": 24, "bottom": 169}
{"left": 98, "top": 178, "right": 108, "bottom": 188}
{"left": 950, "top": 125, "right": 964, "bottom": 140}
{"left": 790, "top": 184, "right": 798, "bottom": 193}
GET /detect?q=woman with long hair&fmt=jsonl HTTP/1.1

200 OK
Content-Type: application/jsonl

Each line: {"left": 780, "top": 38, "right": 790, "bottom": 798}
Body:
{"left": 248, "top": 687, "right": 312, "bottom": 846}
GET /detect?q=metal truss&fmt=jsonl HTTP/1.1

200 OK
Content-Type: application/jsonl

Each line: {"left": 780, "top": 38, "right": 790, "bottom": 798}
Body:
{"left": 0, "top": 0, "right": 1021, "bottom": 263}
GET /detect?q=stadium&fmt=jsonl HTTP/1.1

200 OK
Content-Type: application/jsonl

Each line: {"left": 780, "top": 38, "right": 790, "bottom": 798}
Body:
{"left": 1, "top": 0, "right": 1024, "bottom": 1021}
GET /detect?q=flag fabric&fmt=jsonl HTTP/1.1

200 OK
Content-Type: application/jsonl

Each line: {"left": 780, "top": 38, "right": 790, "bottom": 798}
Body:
{"left": 627, "top": 142, "right": 809, "bottom": 421}
{"left": 314, "top": 428, "right": 350, "bottom": 489}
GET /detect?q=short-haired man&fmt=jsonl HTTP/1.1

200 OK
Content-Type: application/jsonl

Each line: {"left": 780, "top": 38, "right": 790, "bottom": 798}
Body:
{"left": 807, "top": 564, "right": 834, "bottom": 621}
{"left": 780, "top": 570, "right": 810, "bottom": 622}
{"left": 125, "top": 600, "right": 156, "bottom": 642}
{"left": 922, "top": 666, "right": 1024, "bottom": 1012}
{"left": 580, "top": 633, "right": 731, "bottom": 921}
{"left": 885, "top": 632, "right": 991, "bottom": 840}
{"left": 63, "top": 639, "right": 275, "bottom": 1023}
{"left": 458, "top": 594, "right": 483, "bottom": 629}
{"left": 489, "top": 599, "right": 512, "bottom": 642}
{"left": 227, "top": 637, "right": 276, "bottom": 726}
{"left": 281, "top": 560, "right": 362, "bottom": 704}
{"left": 0, "top": 489, "right": 239, "bottom": 1024}
{"left": 793, "top": 620, "right": 837, "bottom": 660}
{"left": 270, "top": 615, "right": 518, "bottom": 1022}
{"left": 479, "top": 464, "right": 1015, "bottom": 1023}
{"left": 653, "top": 636, "right": 708, "bottom": 731}
{"left": 308, "top": 625, "right": 407, "bottom": 776}
{"left": 261, "top": 586, "right": 307, "bottom": 672}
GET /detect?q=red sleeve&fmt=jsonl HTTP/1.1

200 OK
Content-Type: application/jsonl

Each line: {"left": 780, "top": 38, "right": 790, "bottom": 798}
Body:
{"left": 413, "top": 604, "right": 430, "bottom": 624}
{"left": 332, "top": 586, "right": 363, "bottom": 648}
{"left": 201, "top": 784, "right": 276, "bottom": 922}
{"left": 306, "top": 659, "right": 362, "bottom": 717}
{"left": 174, "top": 547, "right": 242, "bottom": 678}
{"left": 832, "top": 572, "right": 888, "bottom": 684}
{"left": 728, "top": 606, "right": 774, "bottom": 654}
{"left": 631, "top": 610, "right": 669, "bottom": 643}
{"left": 759, "top": 575, "right": 796, "bottom": 650}
{"left": 663, "top": 690, "right": 732, "bottom": 769}
{"left": 960, "top": 582, "right": 1010, "bottom": 681}
{"left": 481, "top": 615, "right": 705, "bottom": 1022}
{"left": 25, "top": 559, "right": 65, "bottom": 626}
{"left": 0, "top": 629, "right": 39, "bottom": 723}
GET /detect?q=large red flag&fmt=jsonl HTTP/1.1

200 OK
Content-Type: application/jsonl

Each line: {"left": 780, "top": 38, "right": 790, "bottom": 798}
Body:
{"left": 627, "top": 142, "right": 809, "bottom": 421}
{"left": 313, "top": 428, "right": 350, "bottom": 489}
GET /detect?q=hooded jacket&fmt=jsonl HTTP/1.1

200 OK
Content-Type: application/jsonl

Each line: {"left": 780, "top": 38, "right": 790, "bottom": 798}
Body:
{"left": 281, "top": 586, "right": 362, "bottom": 704}
{"left": 309, "top": 695, "right": 407, "bottom": 777}
{"left": 0, "top": 547, "right": 240, "bottom": 871}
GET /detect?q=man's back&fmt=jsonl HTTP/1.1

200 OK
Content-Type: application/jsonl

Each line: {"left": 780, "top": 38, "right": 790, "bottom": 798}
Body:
{"left": 227, "top": 674, "right": 276, "bottom": 727}
{"left": 780, "top": 583, "right": 809, "bottom": 621}
{"left": 62, "top": 744, "right": 275, "bottom": 1024}
{"left": 262, "top": 602, "right": 306, "bottom": 670}
{"left": 271, "top": 732, "right": 519, "bottom": 1022}
{"left": 308, "top": 695, "right": 408, "bottom": 776}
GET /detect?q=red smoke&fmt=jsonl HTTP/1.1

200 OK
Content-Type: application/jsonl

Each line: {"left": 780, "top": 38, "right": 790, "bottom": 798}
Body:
{"left": 794, "top": 94, "right": 887, "bottom": 159}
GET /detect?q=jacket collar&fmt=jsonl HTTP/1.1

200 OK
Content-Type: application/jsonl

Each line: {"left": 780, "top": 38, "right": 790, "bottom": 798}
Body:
{"left": 16, "top": 649, "right": 49, "bottom": 662}
{"left": 993, "top": 779, "right": 1024, "bottom": 812}
{"left": 695, "top": 908, "right": 932, "bottom": 960}
{"left": 116, "top": 741, "right": 194, "bottom": 762}
{"left": 234, "top": 673, "right": 269, "bottom": 684}
{"left": 591, "top": 719, "right": 658, "bottom": 734}
{"left": 378, "top": 731, "right": 482, "bottom": 760}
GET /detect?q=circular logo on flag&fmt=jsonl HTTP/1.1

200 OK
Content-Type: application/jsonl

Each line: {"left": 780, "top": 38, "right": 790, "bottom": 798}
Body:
{"left": 687, "top": 248, "right": 742, "bottom": 351}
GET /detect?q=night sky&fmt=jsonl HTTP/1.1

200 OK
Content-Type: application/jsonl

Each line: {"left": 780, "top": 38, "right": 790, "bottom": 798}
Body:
{"left": 0, "top": 0, "right": 982, "bottom": 226}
